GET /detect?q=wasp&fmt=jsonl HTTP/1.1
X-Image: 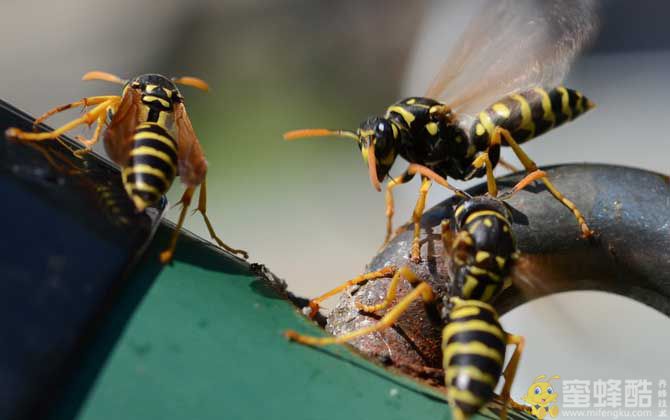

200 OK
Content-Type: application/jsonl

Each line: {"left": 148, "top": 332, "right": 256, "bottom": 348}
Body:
{"left": 284, "top": 0, "right": 598, "bottom": 262}
{"left": 285, "top": 171, "right": 546, "bottom": 420}
{"left": 6, "top": 71, "right": 248, "bottom": 263}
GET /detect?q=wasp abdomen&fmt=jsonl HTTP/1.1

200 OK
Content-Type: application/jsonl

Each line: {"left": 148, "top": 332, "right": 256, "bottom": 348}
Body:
{"left": 122, "top": 122, "right": 178, "bottom": 210}
{"left": 452, "top": 200, "right": 517, "bottom": 302}
{"left": 471, "top": 86, "right": 594, "bottom": 148}
{"left": 443, "top": 300, "right": 506, "bottom": 418}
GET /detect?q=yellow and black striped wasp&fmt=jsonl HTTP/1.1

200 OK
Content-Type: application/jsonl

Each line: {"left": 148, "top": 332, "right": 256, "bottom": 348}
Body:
{"left": 6, "top": 71, "right": 248, "bottom": 263}
{"left": 284, "top": 171, "right": 548, "bottom": 420}
{"left": 284, "top": 0, "right": 599, "bottom": 262}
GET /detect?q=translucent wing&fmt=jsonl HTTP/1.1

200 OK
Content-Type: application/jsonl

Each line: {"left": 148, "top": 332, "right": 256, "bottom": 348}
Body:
{"left": 510, "top": 250, "right": 617, "bottom": 300}
{"left": 103, "top": 87, "right": 141, "bottom": 166}
{"left": 174, "top": 102, "right": 208, "bottom": 187}
{"left": 425, "top": 0, "right": 599, "bottom": 116}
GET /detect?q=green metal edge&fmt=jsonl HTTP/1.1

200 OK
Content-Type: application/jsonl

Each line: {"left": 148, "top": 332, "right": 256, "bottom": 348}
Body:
{"left": 59, "top": 223, "right": 527, "bottom": 420}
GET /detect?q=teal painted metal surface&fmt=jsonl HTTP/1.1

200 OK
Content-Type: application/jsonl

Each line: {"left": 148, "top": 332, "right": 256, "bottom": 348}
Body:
{"left": 59, "top": 225, "right": 531, "bottom": 420}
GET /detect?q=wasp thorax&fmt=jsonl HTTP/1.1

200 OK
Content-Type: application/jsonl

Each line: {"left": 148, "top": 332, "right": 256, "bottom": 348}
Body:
{"left": 130, "top": 74, "right": 182, "bottom": 105}
{"left": 454, "top": 196, "right": 512, "bottom": 227}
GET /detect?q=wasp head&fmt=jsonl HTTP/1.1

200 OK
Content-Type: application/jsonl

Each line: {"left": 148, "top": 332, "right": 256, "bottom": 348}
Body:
{"left": 357, "top": 117, "right": 398, "bottom": 191}
{"left": 454, "top": 196, "right": 512, "bottom": 228}
{"left": 82, "top": 71, "right": 209, "bottom": 102}
{"left": 129, "top": 74, "right": 183, "bottom": 107}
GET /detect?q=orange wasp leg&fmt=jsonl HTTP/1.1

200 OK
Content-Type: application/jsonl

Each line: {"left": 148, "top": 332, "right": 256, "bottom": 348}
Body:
{"left": 493, "top": 127, "right": 593, "bottom": 238}
{"left": 404, "top": 163, "right": 469, "bottom": 262}
{"left": 159, "top": 181, "right": 249, "bottom": 264}
{"left": 73, "top": 114, "right": 106, "bottom": 158}
{"left": 381, "top": 170, "right": 416, "bottom": 249}
{"left": 410, "top": 177, "right": 432, "bottom": 262}
{"left": 498, "top": 334, "right": 527, "bottom": 420}
{"left": 159, "top": 187, "right": 196, "bottom": 264}
{"left": 472, "top": 152, "right": 498, "bottom": 197}
{"left": 285, "top": 267, "right": 434, "bottom": 346}
{"left": 355, "top": 265, "right": 423, "bottom": 313}
{"left": 194, "top": 179, "right": 248, "bottom": 259}
{"left": 6, "top": 98, "right": 119, "bottom": 143}
{"left": 32, "top": 96, "right": 118, "bottom": 128}
{"left": 305, "top": 266, "right": 397, "bottom": 318}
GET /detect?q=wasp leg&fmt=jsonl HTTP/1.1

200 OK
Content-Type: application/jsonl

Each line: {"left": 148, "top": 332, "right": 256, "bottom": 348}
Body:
{"left": 496, "top": 169, "right": 547, "bottom": 201}
{"left": 472, "top": 153, "right": 498, "bottom": 197}
{"left": 73, "top": 114, "right": 106, "bottom": 158}
{"left": 494, "top": 127, "right": 593, "bottom": 238}
{"left": 306, "top": 266, "right": 397, "bottom": 318}
{"left": 410, "top": 177, "right": 432, "bottom": 262}
{"left": 159, "top": 187, "right": 196, "bottom": 264}
{"left": 285, "top": 268, "right": 434, "bottom": 346}
{"left": 510, "top": 169, "right": 546, "bottom": 194}
{"left": 405, "top": 164, "right": 470, "bottom": 262}
{"left": 382, "top": 170, "right": 416, "bottom": 249}
{"left": 451, "top": 408, "right": 468, "bottom": 420}
{"left": 498, "top": 333, "right": 526, "bottom": 420}
{"left": 405, "top": 164, "right": 469, "bottom": 196}
{"left": 6, "top": 98, "right": 119, "bottom": 142}
{"left": 355, "top": 265, "right": 421, "bottom": 313}
{"left": 32, "top": 96, "right": 118, "bottom": 128}
{"left": 472, "top": 125, "right": 502, "bottom": 197}
{"left": 194, "top": 179, "right": 248, "bottom": 259}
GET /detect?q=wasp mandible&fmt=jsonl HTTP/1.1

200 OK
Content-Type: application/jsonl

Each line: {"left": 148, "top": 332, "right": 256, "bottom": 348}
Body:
{"left": 284, "top": 0, "right": 599, "bottom": 262}
{"left": 6, "top": 71, "right": 248, "bottom": 263}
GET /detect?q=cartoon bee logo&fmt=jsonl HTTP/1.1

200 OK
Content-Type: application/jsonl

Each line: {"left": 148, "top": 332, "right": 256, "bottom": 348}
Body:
{"left": 522, "top": 375, "right": 560, "bottom": 419}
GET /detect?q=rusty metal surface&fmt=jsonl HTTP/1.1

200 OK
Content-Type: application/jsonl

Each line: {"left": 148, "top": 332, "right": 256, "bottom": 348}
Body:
{"left": 326, "top": 163, "right": 670, "bottom": 368}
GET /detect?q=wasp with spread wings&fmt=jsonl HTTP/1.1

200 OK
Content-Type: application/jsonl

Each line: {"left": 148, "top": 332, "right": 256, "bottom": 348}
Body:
{"left": 284, "top": 0, "right": 599, "bottom": 262}
{"left": 6, "top": 71, "right": 248, "bottom": 263}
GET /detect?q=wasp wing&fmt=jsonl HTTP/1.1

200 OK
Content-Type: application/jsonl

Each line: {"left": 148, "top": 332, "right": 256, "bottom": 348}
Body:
{"left": 510, "top": 249, "right": 619, "bottom": 301}
{"left": 496, "top": 249, "right": 620, "bottom": 332}
{"left": 174, "top": 102, "right": 207, "bottom": 187}
{"left": 103, "top": 87, "right": 142, "bottom": 166}
{"left": 425, "top": 0, "right": 599, "bottom": 116}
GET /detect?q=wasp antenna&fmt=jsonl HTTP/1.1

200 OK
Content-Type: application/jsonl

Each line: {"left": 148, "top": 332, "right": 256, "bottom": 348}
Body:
{"left": 282, "top": 128, "right": 359, "bottom": 142}
{"left": 440, "top": 220, "right": 452, "bottom": 249}
{"left": 82, "top": 71, "right": 126, "bottom": 84}
{"left": 172, "top": 76, "right": 210, "bottom": 92}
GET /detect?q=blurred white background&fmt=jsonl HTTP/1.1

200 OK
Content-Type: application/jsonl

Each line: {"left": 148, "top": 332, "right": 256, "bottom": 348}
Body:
{"left": 3, "top": 1, "right": 669, "bottom": 417}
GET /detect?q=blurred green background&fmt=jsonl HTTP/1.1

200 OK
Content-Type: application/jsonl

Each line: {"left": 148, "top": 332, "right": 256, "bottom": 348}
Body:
{"left": 4, "top": 1, "right": 670, "bottom": 415}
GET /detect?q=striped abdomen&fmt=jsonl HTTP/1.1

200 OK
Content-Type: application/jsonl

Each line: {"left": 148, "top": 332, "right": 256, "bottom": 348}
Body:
{"left": 452, "top": 203, "right": 517, "bottom": 302}
{"left": 96, "top": 182, "right": 133, "bottom": 226}
{"left": 443, "top": 300, "right": 506, "bottom": 418}
{"left": 470, "top": 86, "right": 594, "bottom": 148}
{"left": 122, "top": 122, "right": 178, "bottom": 211}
